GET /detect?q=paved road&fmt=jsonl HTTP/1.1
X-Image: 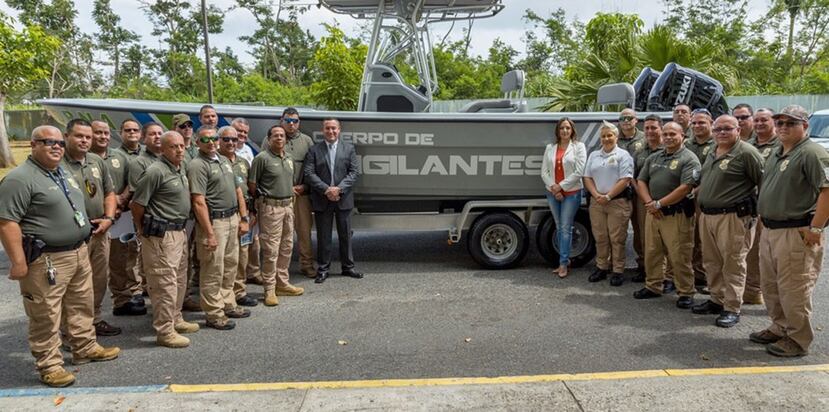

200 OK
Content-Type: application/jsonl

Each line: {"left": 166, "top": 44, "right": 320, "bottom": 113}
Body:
{"left": 0, "top": 231, "right": 827, "bottom": 389}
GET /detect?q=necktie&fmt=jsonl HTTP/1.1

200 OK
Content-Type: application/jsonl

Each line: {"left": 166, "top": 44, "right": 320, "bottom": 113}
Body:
{"left": 328, "top": 143, "right": 336, "bottom": 184}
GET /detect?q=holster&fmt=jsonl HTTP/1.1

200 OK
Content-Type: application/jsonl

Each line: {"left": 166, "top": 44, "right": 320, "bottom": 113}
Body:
{"left": 682, "top": 198, "right": 695, "bottom": 218}
{"left": 735, "top": 196, "right": 757, "bottom": 218}
{"left": 22, "top": 235, "right": 46, "bottom": 264}
{"left": 143, "top": 215, "right": 168, "bottom": 238}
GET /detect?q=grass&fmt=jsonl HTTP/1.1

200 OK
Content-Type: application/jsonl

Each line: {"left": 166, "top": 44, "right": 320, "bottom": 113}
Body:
{"left": 0, "top": 142, "right": 31, "bottom": 180}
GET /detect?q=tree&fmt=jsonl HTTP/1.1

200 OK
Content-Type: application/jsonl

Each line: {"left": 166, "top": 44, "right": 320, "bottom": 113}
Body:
{"left": 309, "top": 25, "right": 366, "bottom": 110}
{"left": 0, "top": 14, "right": 61, "bottom": 167}
{"left": 93, "top": 0, "right": 140, "bottom": 84}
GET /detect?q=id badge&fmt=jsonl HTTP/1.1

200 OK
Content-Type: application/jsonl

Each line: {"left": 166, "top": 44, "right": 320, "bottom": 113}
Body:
{"left": 74, "top": 211, "right": 86, "bottom": 227}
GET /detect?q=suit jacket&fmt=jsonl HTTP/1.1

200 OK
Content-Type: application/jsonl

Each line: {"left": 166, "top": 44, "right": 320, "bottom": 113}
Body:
{"left": 303, "top": 139, "right": 360, "bottom": 211}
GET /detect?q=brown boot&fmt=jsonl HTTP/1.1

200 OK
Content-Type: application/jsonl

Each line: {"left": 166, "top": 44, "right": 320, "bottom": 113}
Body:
{"left": 72, "top": 345, "right": 121, "bottom": 365}
{"left": 275, "top": 284, "right": 304, "bottom": 296}
{"left": 175, "top": 320, "right": 200, "bottom": 334}
{"left": 157, "top": 333, "right": 190, "bottom": 348}
{"left": 743, "top": 292, "right": 764, "bottom": 305}
{"left": 264, "top": 290, "right": 279, "bottom": 306}
{"left": 40, "top": 368, "right": 75, "bottom": 387}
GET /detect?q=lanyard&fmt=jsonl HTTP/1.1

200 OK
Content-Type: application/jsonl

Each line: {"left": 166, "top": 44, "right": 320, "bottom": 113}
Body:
{"left": 46, "top": 168, "right": 81, "bottom": 214}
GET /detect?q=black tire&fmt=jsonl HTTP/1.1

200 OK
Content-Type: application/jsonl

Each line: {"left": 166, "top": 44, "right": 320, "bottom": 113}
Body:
{"left": 467, "top": 212, "right": 529, "bottom": 269}
{"left": 535, "top": 209, "right": 596, "bottom": 268}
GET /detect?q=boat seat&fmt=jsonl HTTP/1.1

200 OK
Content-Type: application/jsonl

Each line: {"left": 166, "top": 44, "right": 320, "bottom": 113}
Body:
{"left": 460, "top": 70, "right": 527, "bottom": 113}
{"left": 361, "top": 63, "right": 430, "bottom": 112}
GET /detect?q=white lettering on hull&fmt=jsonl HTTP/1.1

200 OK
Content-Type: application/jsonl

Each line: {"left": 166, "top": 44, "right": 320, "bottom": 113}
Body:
{"left": 361, "top": 155, "right": 543, "bottom": 176}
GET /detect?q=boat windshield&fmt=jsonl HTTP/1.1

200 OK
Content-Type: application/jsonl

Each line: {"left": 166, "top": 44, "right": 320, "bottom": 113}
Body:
{"left": 810, "top": 114, "right": 829, "bottom": 139}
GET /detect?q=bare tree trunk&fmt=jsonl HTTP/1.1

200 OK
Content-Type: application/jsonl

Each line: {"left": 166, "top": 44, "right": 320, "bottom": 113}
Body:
{"left": 114, "top": 44, "right": 121, "bottom": 84}
{"left": 0, "top": 93, "right": 17, "bottom": 169}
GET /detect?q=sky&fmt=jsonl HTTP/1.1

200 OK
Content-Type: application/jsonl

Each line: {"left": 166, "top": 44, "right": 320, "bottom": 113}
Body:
{"left": 1, "top": 0, "right": 770, "bottom": 67}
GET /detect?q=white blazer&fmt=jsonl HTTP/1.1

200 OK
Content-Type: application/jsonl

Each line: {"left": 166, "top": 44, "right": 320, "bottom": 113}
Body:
{"left": 541, "top": 141, "right": 586, "bottom": 192}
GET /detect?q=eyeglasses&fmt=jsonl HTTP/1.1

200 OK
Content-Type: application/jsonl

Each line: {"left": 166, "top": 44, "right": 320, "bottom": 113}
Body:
{"left": 618, "top": 116, "right": 635, "bottom": 122}
{"left": 775, "top": 120, "right": 802, "bottom": 128}
{"left": 713, "top": 127, "right": 737, "bottom": 134}
{"left": 34, "top": 139, "right": 66, "bottom": 148}
{"left": 198, "top": 135, "right": 219, "bottom": 143}
{"left": 177, "top": 123, "right": 193, "bottom": 129}
{"left": 122, "top": 128, "right": 140, "bottom": 133}
{"left": 221, "top": 137, "right": 239, "bottom": 143}
{"left": 734, "top": 115, "right": 752, "bottom": 121}
{"left": 282, "top": 118, "right": 299, "bottom": 124}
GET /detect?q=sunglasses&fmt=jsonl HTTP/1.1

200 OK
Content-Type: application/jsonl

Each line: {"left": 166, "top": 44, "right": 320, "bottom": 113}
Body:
{"left": 692, "top": 108, "right": 712, "bottom": 117}
{"left": 177, "top": 123, "right": 193, "bottom": 129}
{"left": 198, "top": 135, "right": 219, "bottom": 143}
{"left": 35, "top": 139, "right": 66, "bottom": 148}
{"left": 734, "top": 115, "right": 752, "bottom": 121}
{"left": 221, "top": 137, "right": 239, "bottom": 143}
{"left": 618, "top": 116, "right": 635, "bottom": 122}
{"left": 282, "top": 118, "right": 299, "bottom": 124}
{"left": 713, "top": 127, "right": 737, "bottom": 134}
{"left": 775, "top": 120, "right": 802, "bottom": 128}
{"left": 122, "top": 128, "right": 140, "bottom": 133}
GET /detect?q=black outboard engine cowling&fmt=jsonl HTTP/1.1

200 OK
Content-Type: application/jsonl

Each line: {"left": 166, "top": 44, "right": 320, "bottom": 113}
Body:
{"left": 646, "top": 63, "right": 729, "bottom": 117}
{"left": 633, "top": 67, "right": 661, "bottom": 112}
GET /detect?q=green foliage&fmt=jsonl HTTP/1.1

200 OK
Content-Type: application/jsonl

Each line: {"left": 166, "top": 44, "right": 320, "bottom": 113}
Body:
{"left": 93, "top": 0, "right": 140, "bottom": 84}
{"left": 0, "top": 17, "right": 61, "bottom": 98}
{"left": 309, "top": 25, "right": 365, "bottom": 110}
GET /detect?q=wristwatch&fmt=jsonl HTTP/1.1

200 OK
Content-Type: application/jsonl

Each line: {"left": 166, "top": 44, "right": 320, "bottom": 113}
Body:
{"left": 240, "top": 215, "right": 250, "bottom": 223}
{"left": 603, "top": 194, "right": 611, "bottom": 201}
{"left": 809, "top": 226, "right": 823, "bottom": 234}
{"left": 104, "top": 216, "right": 116, "bottom": 223}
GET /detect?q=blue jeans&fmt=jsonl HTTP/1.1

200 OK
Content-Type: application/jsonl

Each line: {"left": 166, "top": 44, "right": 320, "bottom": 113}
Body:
{"left": 546, "top": 190, "right": 582, "bottom": 267}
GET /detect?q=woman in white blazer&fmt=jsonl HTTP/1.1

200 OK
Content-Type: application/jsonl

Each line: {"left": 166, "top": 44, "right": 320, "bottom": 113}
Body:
{"left": 541, "top": 117, "right": 586, "bottom": 278}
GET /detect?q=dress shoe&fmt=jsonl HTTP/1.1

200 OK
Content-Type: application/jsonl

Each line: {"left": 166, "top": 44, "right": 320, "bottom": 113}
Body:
{"left": 767, "top": 337, "right": 807, "bottom": 357}
{"left": 157, "top": 333, "right": 190, "bottom": 348}
{"left": 676, "top": 296, "right": 694, "bottom": 309}
{"left": 94, "top": 320, "right": 122, "bottom": 336}
{"left": 206, "top": 319, "right": 236, "bottom": 330}
{"left": 112, "top": 301, "right": 147, "bottom": 316}
{"left": 749, "top": 329, "right": 784, "bottom": 345}
{"left": 609, "top": 273, "right": 625, "bottom": 287}
{"left": 662, "top": 280, "right": 676, "bottom": 294}
{"left": 743, "top": 293, "right": 764, "bottom": 305}
{"left": 225, "top": 307, "right": 251, "bottom": 319}
{"left": 341, "top": 270, "right": 364, "bottom": 279}
{"left": 588, "top": 268, "right": 608, "bottom": 283}
{"left": 276, "top": 284, "right": 305, "bottom": 296}
{"left": 633, "top": 288, "right": 662, "bottom": 299}
{"left": 174, "top": 320, "right": 200, "bottom": 334}
{"left": 716, "top": 311, "right": 740, "bottom": 328}
{"left": 72, "top": 345, "right": 120, "bottom": 365}
{"left": 631, "top": 268, "right": 646, "bottom": 283}
{"left": 236, "top": 295, "right": 259, "bottom": 307}
{"left": 691, "top": 300, "right": 723, "bottom": 315}
{"left": 181, "top": 297, "right": 202, "bottom": 312}
{"left": 264, "top": 290, "right": 279, "bottom": 306}
{"left": 40, "top": 368, "right": 75, "bottom": 387}
{"left": 315, "top": 272, "right": 329, "bottom": 284}
{"left": 697, "top": 286, "right": 711, "bottom": 295}
{"left": 246, "top": 276, "right": 264, "bottom": 285}
{"left": 130, "top": 294, "right": 146, "bottom": 307}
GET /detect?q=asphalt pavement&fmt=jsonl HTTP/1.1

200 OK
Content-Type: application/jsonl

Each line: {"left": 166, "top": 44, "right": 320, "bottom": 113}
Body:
{"left": 0, "top": 230, "right": 827, "bottom": 393}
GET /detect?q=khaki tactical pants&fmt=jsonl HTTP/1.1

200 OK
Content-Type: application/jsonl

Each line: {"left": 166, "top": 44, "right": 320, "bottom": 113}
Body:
{"left": 246, "top": 234, "right": 261, "bottom": 281}
{"left": 644, "top": 212, "right": 695, "bottom": 296}
{"left": 632, "top": 195, "right": 647, "bottom": 270}
{"left": 699, "top": 213, "right": 756, "bottom": 313}
{"left": 258, "top": 199, "right": 294, "bottom": 291}
{"left": 759, "top": 227, "right": 823, "bottom": 351}
{"left": 744, "top": 219, "right": 765, "bottom": 301}
{"left": 589, "top": 198, "right": 632, "bottom": 273}
{"left": 692, "top": 203, "right": 706, "bottom": 283}
{"left": 109, "top": 236, "right": 142, "bottom": 307}
{"left": 235, "top": 241, "right": 250, "bottom": 299}
{"left": 88, "top": 231, "right": 111, "bottom": 324}
{"left": 196, "top": 215, "right": 240, "bottom": 322}
{"left": 141, "top": 230, "right": 188, "bottom": 337}
{"left": 294, "top": 194, "right": 315, "bottom": 275}
{"left": 19, "top": 245, "right": 99, "bottom": 374}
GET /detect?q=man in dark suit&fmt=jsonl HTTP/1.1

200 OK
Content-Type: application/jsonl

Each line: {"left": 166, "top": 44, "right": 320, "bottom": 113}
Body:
{"left": 303, "top": 118, "right": 363, "bottom": 284}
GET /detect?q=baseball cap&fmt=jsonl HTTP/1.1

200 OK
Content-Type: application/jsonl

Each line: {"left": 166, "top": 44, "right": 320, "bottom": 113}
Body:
{"left": 172, "top": 113, "right": 193, "bottom": 127}
{"left": 772, "top": 105, "right": 809, "bottom": 122}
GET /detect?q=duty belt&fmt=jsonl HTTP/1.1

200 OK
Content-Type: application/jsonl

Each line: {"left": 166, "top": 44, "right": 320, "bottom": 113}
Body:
{"left": 43, "top": 239, "right": 86, "bottom": 253}
{"left": 762, "top": 215, "right": 812, "bottom": 230}
{"left": 210, "top": 207, "right": 239, "bottom": 219}
{"left": 262, "top": 197, "right": 292, "bottom": 207}
{"left": 164, "top": 220, "right": 187, "bottom": 231}
{"left": 700, "top": 205, "right": 739, "bottom": 215}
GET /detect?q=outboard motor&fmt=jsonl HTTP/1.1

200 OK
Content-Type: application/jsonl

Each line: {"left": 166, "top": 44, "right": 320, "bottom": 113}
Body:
{"left": 632, "top": 67, "right": 661, "bottom": 112}
{"left": 646, "top": 63, "right": 729, "bottom": 117}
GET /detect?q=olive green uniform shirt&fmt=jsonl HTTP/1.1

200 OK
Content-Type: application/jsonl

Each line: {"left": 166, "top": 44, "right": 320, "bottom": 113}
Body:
{"left": 285, "top": 132, "right": 315, "bottom": 187}
{"left": 697, "top": 140, "right": 764, "bottom": 209}
{"left": 747, "top": 135, "right": 781, "bottom": 161}
{"left": 229, "top": 155, "right": 251, "bottom": 201}
{"left": 184, "top": 143, "right": 198, "bottom": 165}
{"left": 638, "top": 146, "right": 701, "bottom": 200}
{"left": 102, "top": 147, "right": 132, "bottom": 194}
{"left": 188, "top": 152, "right": 240, "bottom": 212}
{"left": 249, "top": 149, "right": 294, "bottom": 199}
{"left": 617, "top": 129, "right": 645, "bottom": 157}
{"left": 128, "top": 149, "right": 160, "bottom": 191}
{"left": 132, "top": 156, "right": 191, "bottom": 222}
{"left": 684, "top": 135, "right": 715, "bottom": 164}
{"left": 633, "top": 144, "right": 663, "bottom": 179}
{"left": 758, "top": 138, "right": 829, "bottom": 221}
{"left": 61, "top": 152, "right": 114, "bottom": 219}
{"left": 0, "top": 157, "right": 91, "bottom": 247}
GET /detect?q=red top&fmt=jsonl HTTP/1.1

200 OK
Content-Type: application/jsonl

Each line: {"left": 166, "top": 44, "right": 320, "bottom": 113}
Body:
{"left": 555, "top": 146, "right": 577, "bottom": 196}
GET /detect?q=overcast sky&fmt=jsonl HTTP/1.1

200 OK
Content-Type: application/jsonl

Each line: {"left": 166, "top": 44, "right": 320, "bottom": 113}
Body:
{"left": 1, "top": 0, "right": 770, "bottom": 67}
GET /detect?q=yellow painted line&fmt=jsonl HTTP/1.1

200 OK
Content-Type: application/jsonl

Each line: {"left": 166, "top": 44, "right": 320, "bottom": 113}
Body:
{"left": 665, "top": 363, "right": 829, "bottom": 377}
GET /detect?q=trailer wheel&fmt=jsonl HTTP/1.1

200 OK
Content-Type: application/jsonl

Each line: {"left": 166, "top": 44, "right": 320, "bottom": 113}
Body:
{"left": 535, "top": 210, "right": 596, "bottom": 268}
{"left": 467, "top": 213, "right": 529, "bottom": 269}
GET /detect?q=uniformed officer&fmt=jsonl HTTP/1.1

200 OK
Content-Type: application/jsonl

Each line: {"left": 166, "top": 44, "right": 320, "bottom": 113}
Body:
{"left": 583, "top": 121, "right": 634, "bottom": 286}
{"left": 172, "top": 113, "right": 197, "bottom": 163}
{"left": 249, "top": 125, "right": 304, "bottom": 306}
{"left": 128, "top": 122, "right": 164, "bottom": 191}
{"left": 106, "top": 119, "right": 147, "bottom": 316}
{"left": 218, "top": 126, "right": 258, "bottom": 307}
{"left": 61, "top": 119, "right": 120, "bottom": 336}
{"left": 189, "top": 126, "right": 251, "bottom": 329}
{"left": 631, "top": 115, "right": 663, "bottom": 283}
{"left": 744, "top": 108, "right": 779, "bottom": 305}
{"left": 634, "top": 122, "right": 701, "bottom": 309}
{"left": 199, "top": 105, "right": 219, "bottom": 128}
{"left": 131, "top": 131, "right": 200, "bottom": 348}
{"left": 752, "top": 105, "right": 829, "bottom": 357}
{"left": 282, "top": 107, "right": 317, "bottom": 279}
{"left": 672, "top": 104, "right": 692, "bottom": 139}
{"left": 692, "top": 115, "right": 764, "bottom": 328}
{"left": 685, "top": 109, "right": 715, "bottom": 290}
{"left": 732, "top": 103, "right": 756, "bottom": 142}
{"left": 231, "top": 118, "right": 261, "bottom": 285}
{"left": 617, "top": 108, "right": 644, "bottom": 155}
{"left": 0, "top": 125, "right": 120, "bottom": 387}
{"left": 174, "top": 114, "right": 202, "bottom": 313}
